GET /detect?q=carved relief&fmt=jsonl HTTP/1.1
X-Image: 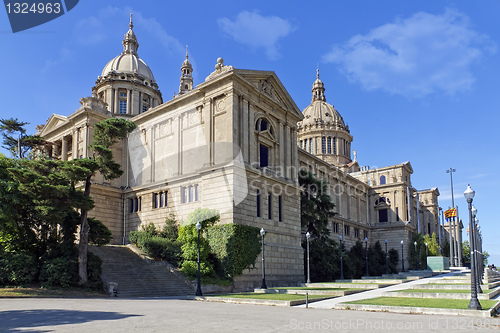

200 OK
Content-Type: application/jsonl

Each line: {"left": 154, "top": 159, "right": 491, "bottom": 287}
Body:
{"left": 154, "top": 120, "right": 173, "bottom": 138}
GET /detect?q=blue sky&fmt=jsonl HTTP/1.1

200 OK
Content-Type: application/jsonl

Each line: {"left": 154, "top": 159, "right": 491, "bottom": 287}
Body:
{"left": 1, "top": 1, "right": 499, "bottom": 265}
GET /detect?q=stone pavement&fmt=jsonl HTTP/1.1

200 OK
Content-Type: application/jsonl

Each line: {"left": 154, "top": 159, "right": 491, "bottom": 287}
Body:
{"left": 2, "top": 295, "right": 500, "bottom": 332}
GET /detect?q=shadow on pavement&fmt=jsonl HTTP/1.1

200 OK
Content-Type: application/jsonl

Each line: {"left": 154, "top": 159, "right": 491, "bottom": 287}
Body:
{"left": 0, "top": 309, "right": 141, "bottom": 332}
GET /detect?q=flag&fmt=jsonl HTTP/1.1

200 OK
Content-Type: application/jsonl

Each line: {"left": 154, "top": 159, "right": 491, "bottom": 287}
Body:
{"left": 444, "top": 207, "right": 457, "bottom": 218}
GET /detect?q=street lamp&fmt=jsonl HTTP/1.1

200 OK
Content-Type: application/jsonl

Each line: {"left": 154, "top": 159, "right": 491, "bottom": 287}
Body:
{"left": 464, "top": 184, "right": 481, "bottom": 310}
{"left": 195, "top": 221, "right": 203, "bottom": 296}
{"left": 474, "top": 215, "right": 482, "bottom": 293}
{"left": 385, "top": 239, "right": 389, "bottom": 275}
{"left": 414, "top": 241, "right": 418, "bottom": 270}
{"left": 401, "top": 240, "right": 405, "bottom": 272}
{"left": 425, "top": 243, "right": 428, "bottom": 256}
{"left": 260, "top": 228, "right": 267, "bottom": 289}
{"left": 339, "top": 234, "right": 344, "bottom": 280}
{"left": 306, "top": 232, "right": 311, "bottom": 284}
{"left": 365, "top": 237, "right": 369, "bottom": 277}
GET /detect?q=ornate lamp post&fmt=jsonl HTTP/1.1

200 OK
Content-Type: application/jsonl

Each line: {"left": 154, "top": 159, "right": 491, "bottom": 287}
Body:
{"left": 473, "top": 210, "right": 482, "bottom": 293}
{"left": 260, "top": 228, "right": 267, "bottom": 289}
{"left": 385, "top": 239, "right": 389, "bottom": 275}
{"left": 306, "top": 232, "right": 311, "bottom": 284}
{"left": 195, "top": 221, "right": 203, "bottom": 296}
{"left": 365, "top": 237, "right": 369, "bottom": 277}
{"left": 401, "top": 240, "right": 405, "bottom": 272}
{"left": 414, "top": 241, "right": 418, "bottom": 270}
{"left": 464, "top": 185, "right": 481, "bottom": 310}
{"left": 339, "top": 235, "right": 344, "bottom": 280}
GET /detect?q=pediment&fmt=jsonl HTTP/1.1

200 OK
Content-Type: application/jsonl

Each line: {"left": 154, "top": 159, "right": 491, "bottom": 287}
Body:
{"left": 38, "top": 114, "right": 69, "bottom": 136}
{"left": 234, "top": 70, "right": 304, "bottom": 121}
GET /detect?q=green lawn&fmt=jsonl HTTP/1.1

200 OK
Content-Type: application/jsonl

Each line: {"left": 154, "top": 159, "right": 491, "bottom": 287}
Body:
{"left": 210, "top": 293, "right": 334, "bottom": 301}
{"left": 275, "top": 287, "right": 361, "bottom": 291}
{"left": 0, "top": 287, "right": 105, "bottom": 298}
{"left": 397, "top": 288, "right": 495, "bottom": 294}
{"left": 345, "top": 297, "right": 498, "bottom": 310}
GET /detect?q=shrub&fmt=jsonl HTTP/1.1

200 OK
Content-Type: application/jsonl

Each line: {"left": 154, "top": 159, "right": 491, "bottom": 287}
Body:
{"left": 142, "top": 237, "right": 182, "bottom": 265}
{"left": 0, "top": 252, "right": 38, "bottom": 287}
{"left": 39, "top": 256, "right": 79, "bottom": 288}
{"left": 159, "top": 214, "right": 179, "bottom": 240}
{"left": 88, "top": 218, "right": 113, "bottom": 246}
{"left": 205, "top": 224, "right": 261, "bottom": 279}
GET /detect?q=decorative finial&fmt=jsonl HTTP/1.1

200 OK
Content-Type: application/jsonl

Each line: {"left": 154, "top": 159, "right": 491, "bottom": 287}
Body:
{"left": 316, "top": 68, "right": 320, "bottom": 79}
{"left": 186, "top": 45, "right": 189, "bottom": 59}
{"left": 129, "top": 11, "right": 133, "bottom": 29}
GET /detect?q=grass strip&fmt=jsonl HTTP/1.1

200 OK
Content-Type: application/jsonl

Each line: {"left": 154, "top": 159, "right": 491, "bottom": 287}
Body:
{"left": 275, "top": 287, "right": 361, "bottom": 291}
{"left": 345, "top": 297, "right": 498, "bottom": 310}
{"left": 210, "top": 293, "right": 334, "bottom": 301}
{"left": 396, "top": 289, "right": 495, "bottom": 294}
{"left": 0, "top": 287, "right": 105, "bottom": 298}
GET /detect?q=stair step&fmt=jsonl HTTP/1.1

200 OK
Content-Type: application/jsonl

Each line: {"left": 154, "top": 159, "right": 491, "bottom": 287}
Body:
{"left": 89, "top": 245, "right": 194, "bottom": 297}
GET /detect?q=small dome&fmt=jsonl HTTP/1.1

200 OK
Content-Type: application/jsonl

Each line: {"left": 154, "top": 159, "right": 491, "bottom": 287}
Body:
{"left": 301, "top": 101, "right": 345, "bottom": 127}
{"left": 101, "top": 54, "right": 155, "bottom": 80}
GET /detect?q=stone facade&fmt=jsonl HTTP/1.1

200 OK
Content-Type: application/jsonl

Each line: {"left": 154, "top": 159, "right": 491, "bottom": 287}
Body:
{"left": 36, "top": 17, "right": 447, "bottom": 286}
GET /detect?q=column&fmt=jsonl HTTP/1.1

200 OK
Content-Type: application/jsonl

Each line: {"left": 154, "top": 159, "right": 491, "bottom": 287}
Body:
{"left": 72, "top": 129, "right": 78, "bottom": 158}
{"left": 61, "top": 137, "right": 68, "bottom": 161}
{"left": 114, "top": 89, "right": 118, "bottom": 114}
{"left": 127, "top": 89, "right": 132, "bottom": 114}
{"left": 278, "top": 120, "right": 284, "bottom": 177}
{"left": 241, "top": 97, "right": 249, "bottom": 163}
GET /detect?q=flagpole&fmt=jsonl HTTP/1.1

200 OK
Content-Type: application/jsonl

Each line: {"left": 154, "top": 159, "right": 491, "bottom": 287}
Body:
{"left": 456, "top": 207, "right": 462, "bottom": 267}
{"left": 446, "top": 168, "right": 456, "bottom": 267}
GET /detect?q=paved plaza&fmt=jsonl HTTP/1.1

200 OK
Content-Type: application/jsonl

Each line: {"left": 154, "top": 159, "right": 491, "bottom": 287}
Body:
{"left": 1, "top": 296, "right": 499, "bottom": 332}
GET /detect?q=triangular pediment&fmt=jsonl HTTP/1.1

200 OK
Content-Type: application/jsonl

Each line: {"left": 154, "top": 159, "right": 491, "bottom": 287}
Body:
{"left": 234, "top": 70, "right": 304, "bottom": 121}
{"left": 38, "top": 114, "right": 69, "bottom": 136}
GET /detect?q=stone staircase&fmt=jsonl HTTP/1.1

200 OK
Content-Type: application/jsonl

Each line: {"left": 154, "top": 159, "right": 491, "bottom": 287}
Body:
{"left": 89, "top": 245, "right": 194, "bottom": 297}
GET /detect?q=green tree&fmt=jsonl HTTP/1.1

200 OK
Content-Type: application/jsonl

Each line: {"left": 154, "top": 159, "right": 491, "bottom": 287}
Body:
{"left": 76, "top": 118, "right": 136, "bottom": 284}
{"left": 299, "top": 170, "right": 335, "bottom": 240}
{"left": 0, "top": 118, "right": 43, "bottom": 159}
{"left": 423, "top": 233, "right": 440, "bottom": 256}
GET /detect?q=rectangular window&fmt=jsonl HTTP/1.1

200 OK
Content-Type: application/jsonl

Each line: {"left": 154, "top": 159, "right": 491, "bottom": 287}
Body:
{"left": 256, "top": 190, "right": 261, "bottom": 218}
{"left": 153, "top": 193, "right": 159, "bottom": 208}
{"left": 130, "top": 197, "right": 141, "bottom": 213}
{"left": 344, "top": 225, "right": 350, "bottom": 236}
{"left": 332, "top": 222, "right": 339, "bottom": 234}
{"left": 259, "top": 144, "right": 269, "bottom": 168}
{"left": 322, "top": 137, "right": 326, "bottom": 154}
{"left": 268, "top": 193, "right": 272, "bottom": 220}
{"left": 119, "top": 100, "right": 127, "bottom": 114}
{"left": 332, "top": 137, "right": 336, "bottom": 154}
{"left": 309, "top": 138, "right": 314, "bottom": 154}
{"left": 189, "top": 186, "right": 194, "bottom": 202}
{"left": 363, "top": 230, "right": 368, "bottom": 239}
{"left": 278, "top": 196, "right": 282, "bottom": 222}
{"left": 379, "top": 209, "right": 388, "bottom": 222}
{"left": 327, "top": 137, "right": 332, "bottom": 154}
{"left": 181, "top": 187, "right": 187, "bottom": 203}
{"left": 159, "top": 192, "right": 164, "bottom": 208}
{"left": 354, "top": 228, "right": 360, "bottom": 238}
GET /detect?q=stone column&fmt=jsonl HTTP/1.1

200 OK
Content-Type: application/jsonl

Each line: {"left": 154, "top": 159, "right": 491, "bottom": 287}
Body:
{"left": 61, "top": 137, "right": 68, "bottom": 161}
{"left": 114, "top": 89, "right": 119, "bottom": 114}
{"left": 241, "top": 97, "right": 249, "bottom": 163}
{"left": 72, "top": 129, "right": 78, "bottom": 158}
{"left": 127, "top": 89, "right": 132, "bottom": 114}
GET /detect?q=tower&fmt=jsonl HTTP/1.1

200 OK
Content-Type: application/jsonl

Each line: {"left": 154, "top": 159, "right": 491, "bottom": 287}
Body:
{"left": 297, "top": 70, "right": 356, "bottom": 171}
{"left": 92, "top": 13, "right": 162, "bottom": 116}
{"left": 178, "top": 46, "right": 193, "bottom": 95}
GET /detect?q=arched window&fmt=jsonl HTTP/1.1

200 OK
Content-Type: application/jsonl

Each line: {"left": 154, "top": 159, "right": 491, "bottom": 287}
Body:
{"left": 380, "top": 175, "right": 386, "bottom": 185}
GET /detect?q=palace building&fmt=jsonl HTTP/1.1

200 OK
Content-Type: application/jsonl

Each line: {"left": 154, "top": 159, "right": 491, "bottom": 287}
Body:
{"left": 37, "top": 17, "right": 444, "bottom": 288}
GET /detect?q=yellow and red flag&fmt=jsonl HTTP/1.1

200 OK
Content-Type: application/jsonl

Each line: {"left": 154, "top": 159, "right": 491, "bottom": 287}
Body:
{"left": 444, "top": 207, "right": 457, "bottom": 218}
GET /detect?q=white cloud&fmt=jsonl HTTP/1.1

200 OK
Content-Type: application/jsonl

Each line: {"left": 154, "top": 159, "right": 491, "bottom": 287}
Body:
{"left": 218, "top": 10, "right": 297, "bottom": 60}
{"left": 323, "top": 8, "right": 497, "bottom": 98}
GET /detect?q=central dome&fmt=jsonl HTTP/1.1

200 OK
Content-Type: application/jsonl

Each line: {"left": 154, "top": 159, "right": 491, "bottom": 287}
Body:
{"left": 101, "top": 54, "right": 155, "bottom": 81}
{"left": 100, "top": 14, "right": 155, "bottom": 81}
{"left": 301, "top": 100, "right": 345, "bottom": 127}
